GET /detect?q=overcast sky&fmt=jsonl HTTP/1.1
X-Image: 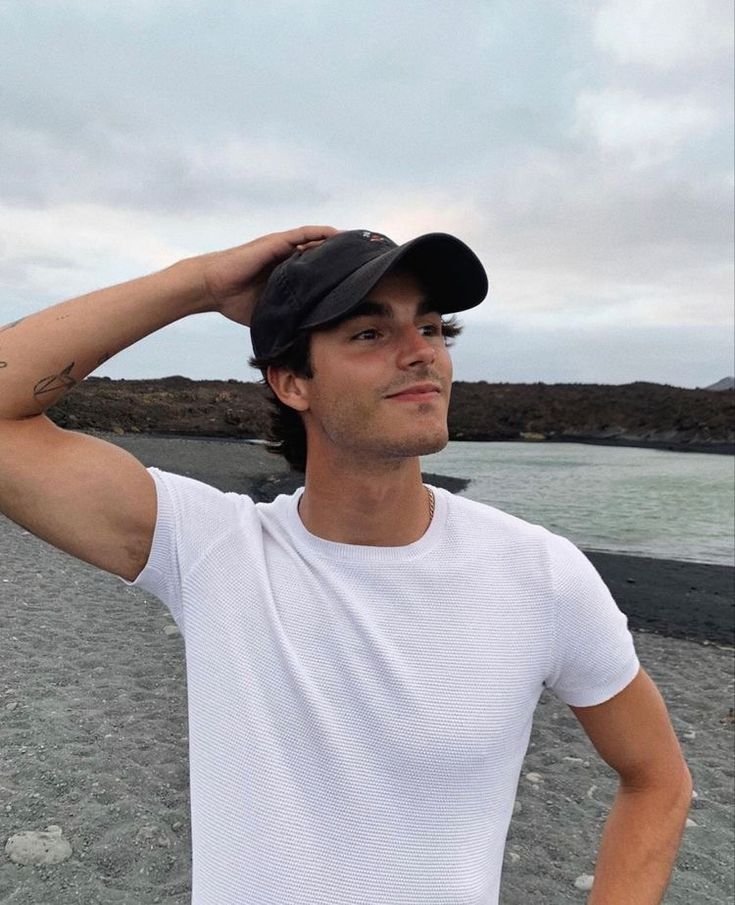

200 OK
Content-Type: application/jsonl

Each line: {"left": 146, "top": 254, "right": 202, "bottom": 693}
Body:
{"left": 1, "top": 0, "right": 732, "bottom": 387}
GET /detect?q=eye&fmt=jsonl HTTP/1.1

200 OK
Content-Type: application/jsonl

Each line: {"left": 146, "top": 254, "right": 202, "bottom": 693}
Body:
{"left": 419, "top": 323, "right": 442, "bottom": 337}
{"left": 351, "top": 328, "right": 380, "bottom": 341}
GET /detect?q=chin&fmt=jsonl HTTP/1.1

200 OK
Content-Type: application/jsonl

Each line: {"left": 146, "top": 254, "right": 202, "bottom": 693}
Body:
{"left": 417, "top": 430, "right": 449, "bottom": 455}
{"left": 382, "top": 428, "right": 449, "bottom": 459}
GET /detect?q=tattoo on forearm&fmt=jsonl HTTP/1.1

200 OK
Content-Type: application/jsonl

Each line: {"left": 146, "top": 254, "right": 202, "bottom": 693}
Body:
{"left": 0, "top": 361, "right": 7, "bottom": 368}
{"left": 34, "top": 362, "right": 77, "bottom": 397}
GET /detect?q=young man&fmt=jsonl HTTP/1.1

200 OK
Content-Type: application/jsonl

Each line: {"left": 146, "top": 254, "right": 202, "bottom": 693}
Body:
{"left": 0, "top": 226, "right": 692, "bottom": 904}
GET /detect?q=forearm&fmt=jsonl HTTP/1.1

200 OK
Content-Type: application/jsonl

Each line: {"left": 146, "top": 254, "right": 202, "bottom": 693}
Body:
{"left": 0, "top": 257, "right": 210, "bottom": 420}
{"left": 587, "top": 774, "right": 692, "bottom": 904}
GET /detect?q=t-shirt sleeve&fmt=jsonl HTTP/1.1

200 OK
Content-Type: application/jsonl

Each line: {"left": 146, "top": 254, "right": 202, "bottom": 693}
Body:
{"left": 118, "top": 467, "right": 239, "bottom": 629}
{"left": 543, "top": 533, "right": 640, "bottom": 707}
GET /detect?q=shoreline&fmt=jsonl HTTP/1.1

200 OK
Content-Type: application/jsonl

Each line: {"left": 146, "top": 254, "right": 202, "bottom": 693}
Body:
{"left": 548, "top": 435, "right": 734, "bottom": 456}
{"left": 91, "top": 428, "right": 735, "bottom": 456}
{"left": 584, "top": 551, "right": 733, "bottom": 647}
{"left": 95, "top": 431, "right": 734, "bottom": 645}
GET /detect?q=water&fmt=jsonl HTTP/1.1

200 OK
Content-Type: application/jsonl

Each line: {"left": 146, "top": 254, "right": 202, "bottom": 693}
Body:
{"left": 422, "top": 442, "right": 734, "bottom": 566}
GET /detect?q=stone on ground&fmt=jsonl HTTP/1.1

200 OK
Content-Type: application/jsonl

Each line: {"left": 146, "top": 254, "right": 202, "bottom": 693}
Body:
{"left": 4, "top": 825, "right": 73, "bottom": 865}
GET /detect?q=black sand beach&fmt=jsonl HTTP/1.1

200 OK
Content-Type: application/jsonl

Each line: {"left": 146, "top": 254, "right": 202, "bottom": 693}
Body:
{"left": 1, "top": 434, "right": 733, "bottom": 904}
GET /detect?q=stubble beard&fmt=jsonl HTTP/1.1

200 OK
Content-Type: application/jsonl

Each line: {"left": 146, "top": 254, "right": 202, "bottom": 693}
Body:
{"left": 304, "top": 361, "right": 453, "bottom": 468}
{"left": 311, "top": 399, "right": 450, "bottom": 469}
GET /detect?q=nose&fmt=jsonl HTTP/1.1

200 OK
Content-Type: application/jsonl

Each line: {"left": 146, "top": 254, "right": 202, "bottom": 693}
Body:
{"left": 396, "top": 326, "right": 437, "bottom": 369}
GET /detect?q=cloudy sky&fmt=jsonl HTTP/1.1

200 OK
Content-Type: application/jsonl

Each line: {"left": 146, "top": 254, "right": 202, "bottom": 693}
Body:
{"left": 1, "top": 0, "right": 732, "bottom": 387}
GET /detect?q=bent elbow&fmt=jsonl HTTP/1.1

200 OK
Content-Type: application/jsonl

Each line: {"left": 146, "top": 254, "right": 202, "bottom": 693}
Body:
{"left": 621, "top": 754, "right": 693, "bottom": 802}
{"left": 679, "top": 760, "right": 694, "bottom": 804}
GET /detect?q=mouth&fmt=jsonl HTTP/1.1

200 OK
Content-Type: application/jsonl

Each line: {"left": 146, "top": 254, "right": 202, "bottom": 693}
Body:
{"left": 385, "top": 383, "right": 442, "bottom": 402}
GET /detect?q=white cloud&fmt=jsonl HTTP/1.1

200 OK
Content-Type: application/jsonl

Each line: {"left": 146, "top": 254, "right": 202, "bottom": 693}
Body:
{"left": 574, "top": 89, "right": 717, "bottom": 166}
{"left": 0, "top": 2, "right": 731, "bottom": 384}
{"left": 352, "top": 189, "right": 487, "bottom": 246}
{"left": 594, "top": 0, "right": 733, "bottom": 69}
{"left": 0, "top": 202, "right": 184, "bottom": 302}
{"left": 0, "top": 124, "right": 336, "bottom": 213}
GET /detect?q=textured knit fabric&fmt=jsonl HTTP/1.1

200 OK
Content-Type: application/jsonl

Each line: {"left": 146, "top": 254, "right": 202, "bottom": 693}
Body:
{"left": 127, "top": 468, "right": 640, "bottom": 905}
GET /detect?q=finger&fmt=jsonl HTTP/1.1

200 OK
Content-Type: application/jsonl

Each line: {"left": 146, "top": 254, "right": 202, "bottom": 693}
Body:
{"left": 295, "top": 239, "right": 329, "bottom": 253}
{"left": 284, "top": 225, "right": 340, "bottom": 247}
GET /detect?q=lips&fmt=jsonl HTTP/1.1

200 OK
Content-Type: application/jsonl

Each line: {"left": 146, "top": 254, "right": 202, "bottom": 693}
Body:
{"left": 386, "top": 383, "right": 442, "bottom": 400}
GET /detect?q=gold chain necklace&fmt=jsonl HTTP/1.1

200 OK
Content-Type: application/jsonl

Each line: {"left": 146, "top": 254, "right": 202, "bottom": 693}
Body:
{"left": 299, "top": 488, "right": 435, "bottom": 527}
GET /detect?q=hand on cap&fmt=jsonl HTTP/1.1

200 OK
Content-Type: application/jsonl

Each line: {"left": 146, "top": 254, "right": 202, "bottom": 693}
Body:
{"left": 198, "top": 226, "right": 338, "bottom": 326}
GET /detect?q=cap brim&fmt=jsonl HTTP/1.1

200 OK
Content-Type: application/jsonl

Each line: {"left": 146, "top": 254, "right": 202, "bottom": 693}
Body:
{"left": 300, "top": 232, "right": 488, "bottom": 330}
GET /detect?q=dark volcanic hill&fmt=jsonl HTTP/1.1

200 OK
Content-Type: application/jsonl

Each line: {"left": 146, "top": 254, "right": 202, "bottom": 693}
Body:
{"left": 48, "top": 377, "right": 734, "bottom": 454}
{"left": 706, "top": 377, "right": 735, "bottom": 392}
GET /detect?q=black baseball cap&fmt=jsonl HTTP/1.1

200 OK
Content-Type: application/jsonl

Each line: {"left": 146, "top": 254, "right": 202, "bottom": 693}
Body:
{"left": 250, "top": 228, "right": 488, "bottom": 359}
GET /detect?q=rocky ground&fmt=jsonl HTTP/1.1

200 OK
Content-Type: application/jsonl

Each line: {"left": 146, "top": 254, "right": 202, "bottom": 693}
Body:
{"left": 47, "top": 377, "right": 735, "bottom": 453}
{"left": 1, "top": 434, "right": 733, "bottom": 904}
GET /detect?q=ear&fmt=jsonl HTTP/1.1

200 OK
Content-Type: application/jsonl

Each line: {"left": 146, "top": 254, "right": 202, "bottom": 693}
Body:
{"left": 266, "top": 365, "right": 311, "bottom": 412}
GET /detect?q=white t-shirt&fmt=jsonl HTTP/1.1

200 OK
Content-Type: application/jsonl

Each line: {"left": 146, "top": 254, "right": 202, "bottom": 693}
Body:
{"left": 128, "top": 468, "right": 639, "bottom": 905}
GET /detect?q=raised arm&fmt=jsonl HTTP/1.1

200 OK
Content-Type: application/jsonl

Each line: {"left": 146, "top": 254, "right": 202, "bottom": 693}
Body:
{"left": 0, "top": 226, "right": 336, "bottom": 580}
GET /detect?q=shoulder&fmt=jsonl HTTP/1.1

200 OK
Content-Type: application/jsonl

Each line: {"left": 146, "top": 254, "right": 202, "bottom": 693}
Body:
{"left": 150, "top": 467, "right": 303, "bottom": 535}
{"left": 147, "top": 467, "right": 258, "bottom": 527}
{"left": 438, "top": 489, "right": 594, "bottom": 581}
{"left": 440, "top": 488, "right": 557, "bottom": 548}
{"left": 148, "top": 466, "right": 237, "bottom": 502}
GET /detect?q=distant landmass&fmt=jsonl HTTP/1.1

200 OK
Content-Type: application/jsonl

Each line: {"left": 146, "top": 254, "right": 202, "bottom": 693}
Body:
{"left": 48, "top": 377, "right": 734, "bottom": 454}
{"left": 705, "top": 376, "right": 735, "bottom": 392}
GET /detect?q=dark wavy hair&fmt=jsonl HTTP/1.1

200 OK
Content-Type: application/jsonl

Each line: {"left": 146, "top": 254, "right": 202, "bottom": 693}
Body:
{"left": 249, "top": 329, "right": 315, "bottom": 473}
{"left": 249, "top": 313, "right": 462, "bottom": 473}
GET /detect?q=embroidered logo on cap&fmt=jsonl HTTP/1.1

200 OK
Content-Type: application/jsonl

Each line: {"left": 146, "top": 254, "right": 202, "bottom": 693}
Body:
{"left": 361, "top": 231, "right": 390, "bottom": 243}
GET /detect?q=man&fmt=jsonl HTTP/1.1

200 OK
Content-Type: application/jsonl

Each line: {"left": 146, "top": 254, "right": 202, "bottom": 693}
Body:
{"left": 0, "top": 226, "right": 692, "bottom": 904}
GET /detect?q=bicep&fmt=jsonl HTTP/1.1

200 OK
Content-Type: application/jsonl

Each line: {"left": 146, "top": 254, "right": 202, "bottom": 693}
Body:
{"left": 0, "top": 415, "right": 156, "bottom": 581}
{"left": 570, "top": 668, "right": 691, "bottom": 791}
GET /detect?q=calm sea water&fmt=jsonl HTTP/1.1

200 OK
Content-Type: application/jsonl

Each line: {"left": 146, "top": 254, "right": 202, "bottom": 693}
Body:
{"left": 422, "top": 442, "right": 734, "bottom": 566}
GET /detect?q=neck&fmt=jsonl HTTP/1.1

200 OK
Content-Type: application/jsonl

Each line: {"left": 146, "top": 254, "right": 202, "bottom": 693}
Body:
{"left": 299, "top": 454, "right": 433, "bottom": 546}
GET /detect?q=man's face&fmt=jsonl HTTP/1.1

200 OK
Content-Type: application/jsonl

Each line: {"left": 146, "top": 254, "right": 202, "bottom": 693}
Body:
{"left": 298, "top": 269, "right": 454, "bottom": 465}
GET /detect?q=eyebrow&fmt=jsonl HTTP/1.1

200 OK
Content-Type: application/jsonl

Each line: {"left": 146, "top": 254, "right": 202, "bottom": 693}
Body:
{"left": 344, "top": 298, "right": 440, "bottom": 321}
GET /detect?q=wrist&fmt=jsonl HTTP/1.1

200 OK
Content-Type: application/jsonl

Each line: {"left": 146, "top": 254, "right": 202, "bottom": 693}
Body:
{"left": 164, "top": 256, "right": 217, "bottom": 317}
